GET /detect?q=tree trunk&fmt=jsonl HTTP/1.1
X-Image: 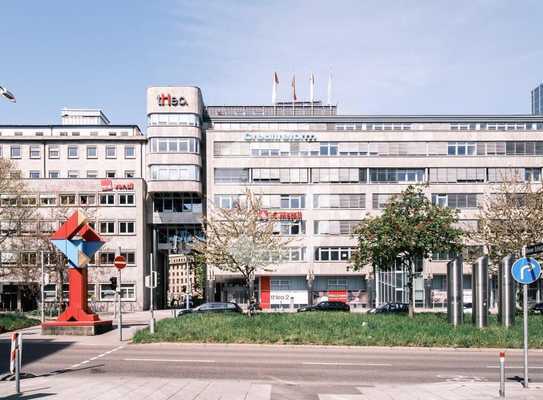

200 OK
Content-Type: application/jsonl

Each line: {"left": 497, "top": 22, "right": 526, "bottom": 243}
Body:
{"left": 408, "top": 259, "right": 415, "bottom": 318}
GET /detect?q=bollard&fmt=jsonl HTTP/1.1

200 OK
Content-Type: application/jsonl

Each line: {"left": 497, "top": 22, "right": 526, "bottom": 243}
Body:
{"left": 498, "top": 255, "right": 515, "bottom": 327}
{"left": 447, "top": 255, "right": 464, "bottom": 326}
{"left": 499, "top": 351, "right": 505, "bottom": 397}
{"left": 15, "top": 343, "right": 20, "bottom": 394}
{"left": 472, "top": 256, "right": 489, "bottom": 328}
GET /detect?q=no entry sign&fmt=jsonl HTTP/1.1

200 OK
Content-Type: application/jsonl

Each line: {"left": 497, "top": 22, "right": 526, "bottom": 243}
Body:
{"left": 114, "top": 255, "right": 126, "bottom": 270}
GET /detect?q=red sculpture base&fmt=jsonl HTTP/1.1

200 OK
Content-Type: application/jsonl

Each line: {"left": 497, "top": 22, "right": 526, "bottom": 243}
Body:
{"left": 41, "top": 267, "right": 112, "bottom": 335}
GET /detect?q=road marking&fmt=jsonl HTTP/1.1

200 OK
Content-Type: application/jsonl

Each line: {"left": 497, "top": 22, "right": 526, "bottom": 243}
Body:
{"left": 487, "top": 365, "right": 543, "bottom": 369}
{"left": 69, "top": 345, "right": 125, "bottom": 369}
{"left": 123, "top": 358, "right": 216, "bottom": 363}
{"left": 301, "top": 362, "right": 391, "bottom": 367}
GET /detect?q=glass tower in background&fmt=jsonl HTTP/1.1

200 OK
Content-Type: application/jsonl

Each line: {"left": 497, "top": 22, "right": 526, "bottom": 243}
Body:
{"left": 532, "top": 84, "right": 543, "bottom": 115}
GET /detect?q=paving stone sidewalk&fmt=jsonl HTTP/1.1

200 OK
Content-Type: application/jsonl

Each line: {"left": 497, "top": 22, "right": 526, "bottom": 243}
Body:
{"left": 0, "top": 375, "right": 272, "bottom": 400}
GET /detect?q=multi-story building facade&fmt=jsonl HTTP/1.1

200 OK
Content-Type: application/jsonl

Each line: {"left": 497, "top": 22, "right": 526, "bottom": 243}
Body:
{"left": 532, "top": 83, "right": 543, "bottom": 115}
{"left": 2, "top": 87, "right": 543, "bottom": 312}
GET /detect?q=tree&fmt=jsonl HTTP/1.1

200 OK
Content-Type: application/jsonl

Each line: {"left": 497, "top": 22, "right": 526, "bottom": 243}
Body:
{"left": 471, "top": 180, "right": 543, "bottom": 268}
{"left": 352, "top": 185, "right": 464, "bottom": 317}
{"left": 192, "top": 190, "right": 288, "bottom": 302}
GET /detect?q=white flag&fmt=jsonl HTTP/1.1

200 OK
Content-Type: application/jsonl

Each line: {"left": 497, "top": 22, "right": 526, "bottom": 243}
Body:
{"left": 309, "top": 73, "right": 315, "bottom": 103}
{"left": 272, "top": 72, "right": 279, "bottom": 104}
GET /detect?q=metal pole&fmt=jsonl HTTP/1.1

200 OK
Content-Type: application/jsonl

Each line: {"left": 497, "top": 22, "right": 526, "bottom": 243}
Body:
{"left": 15, "top": 344, "right": 20, "bottom": 394}
{"left": 186, "top": 259, "right": 190, "bottom": 311}
{"left": 118, "top": 268, "right": 122, "bottom": 342}
{"left": 150, "top": 252, "right": 155, "bottom": 334}
{"left": 40, "top": 251, "right": 45, "bottom": 324}
{"left": 523, "top": 283, "right": 529, "bottom": 388}
{"left": 499, "top": 351, "right": 505, "bottom": 397}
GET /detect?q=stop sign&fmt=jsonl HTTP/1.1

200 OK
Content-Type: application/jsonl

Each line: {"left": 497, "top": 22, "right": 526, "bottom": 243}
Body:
{"left": 114, "top": 255, "right": 126, "bottom": 270}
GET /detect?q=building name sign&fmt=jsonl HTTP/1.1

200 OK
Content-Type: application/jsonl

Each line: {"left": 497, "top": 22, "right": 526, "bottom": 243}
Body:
{"left": 100, "top": 179, "right": 134, "bottom": 192}
{"left": 270, "top": 290, "right": 308, "bottom": 305}
{"left": 244, "top": 132, "right": 317, "bottom": 142}
{"left": 259, "top": 210, "right": 302, "bottom": 221}
{"left": 157, "top": 93, "right": 188, "bottom": 107}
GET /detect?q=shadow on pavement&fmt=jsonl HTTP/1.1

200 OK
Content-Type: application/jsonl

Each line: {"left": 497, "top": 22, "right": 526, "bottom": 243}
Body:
{"left": 2, "top": 392, "right": 56, "bottom": 400}
{"left": 0, "top": 339, "right": 74, "bottom": 376}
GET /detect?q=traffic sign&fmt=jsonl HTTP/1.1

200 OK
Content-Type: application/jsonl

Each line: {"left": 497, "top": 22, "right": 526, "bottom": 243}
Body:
{"left": 114, "top": 255, "right": 126, "bottom": 270}
{"left": 169, "top": 254, "right": 187, "bottom": 265}
{"left": 145, "top": 272, "right": 157, "bottom": 288}
{"left": 511, "top": 257, "right": 542, "bottom": 285}
{"left": 525, "top": 242, "right": 543, "bottom": 256}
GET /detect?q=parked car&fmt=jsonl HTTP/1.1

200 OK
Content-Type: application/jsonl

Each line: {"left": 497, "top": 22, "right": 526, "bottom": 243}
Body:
{"left": 463, "top": 302, "right": 473, "bottom": 314}
{"left": 367, "top": 302, "right": 409, "bottom": 314}
{"left": 531, "top": 302, "right": 543, "bottom": 314}
{"left": 176, "top": 302, "right": 243, "bottom": 317}
{"left": 297, "top": 301, "right": 350, "bottom": 313}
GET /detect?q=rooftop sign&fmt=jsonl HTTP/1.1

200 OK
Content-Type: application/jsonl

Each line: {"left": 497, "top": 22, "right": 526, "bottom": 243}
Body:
{"left": 244, "top": 132, "right": 317, "bottom": 142}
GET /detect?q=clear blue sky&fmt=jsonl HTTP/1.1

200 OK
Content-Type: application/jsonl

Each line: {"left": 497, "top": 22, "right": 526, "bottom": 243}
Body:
{"left": 1, "top": 1, "right": 542, "bottom": 129}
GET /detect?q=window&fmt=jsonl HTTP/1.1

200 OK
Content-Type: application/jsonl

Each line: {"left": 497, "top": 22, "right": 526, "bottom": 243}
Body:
{"left": 320, "top": 142, "right": 338, "bottom": 156}
{"left": 280, "top": 194, "right": 305, "bottom": 209}
{"left": 213, "top": 194, "right": 241, "bottom": 209}
{"left": 119, "top": 221, "right": 135, "bottom": 234}
{"left": 100, "top": 194, "right": 115, "bottom": 205}
{"left": 60, "top": 194, "right": 76, "bottom": 205}
{"left": 327, "top": 279, "right": 348, "bottom": 290}
{"left": 99, "top": 284, "right": 116, "bottom": 301}
{"left": 48, "top": 146, "right": 60, "bottom": 159}
{"left": 10, "top": 171, "right": 21, "bottom": 179}
{"left": 315, "top": 247, "right": 356, "bottom": 261}
{"left": 86, "top": 146, "right": 97, "bottom": 158}
{"left": 148, "top": 113, "right": 200, "bottom": 127}
{"left": 430, "top": 168, "right": 486, "bottom": 183}
{"left": 29, "top": 171, "right": 40, "bottom": 179}
{"left": 10, "top": 145, "right": 21, "bottom": 159}
{"left": 150, "top": 165, "right": 200, "bottom": 181}
{"left": 67, "top": 170, "right": 79, "bottom": 178}
{"left": 312, "top": 168, "right": 362, "bottom": 183}
{"left": 79, "top": 194, "right": 96, "bottom": 206}
{"left": 87, "top": 170, "right": 98, "bottom": 178}
{"left": 525, "top": 168, "right": 541, "bottom": 182}
{"left": 279, "top": 220, "right": 305, "bottom": 235}
{"left": 40, "top": 195, "right": 56, "bottom": 206}
{"left": 314, "top": 194, "right": 366, "bottom": 208}
{"left": 99, "top": 252, "right": 115, "bottom": 265}
{"left": 124, "top": 170, "right": 135, "bottom": 178}
{"left": 431, "top": 193, "right": 479, "bottom": 209}
{"left": 67, "top": 146, "right": 78, "bottom": 159}
{"left": 20, "top": 196, "right": 37, "bottom": 207}
{"left": 106, "top": 170, "right": 116, "bottom": 178}
{"left": 30, "top": 146, "right": 41, "bottom": 159}
{"left": 105, "top": 145, "right": 116, "bottom": 159}
{"left": 370, "top": 168, "right": 425, "bottom": 183}
{"left": 124, "top": 145, "right": 136, "bottom": 158}
{"left": 99, "top": 221, "right": 115, "bottom": 234}
{"left": 153, "top": 193, "right": 202, "bottom": 213}
{"left": 447, "top": 142, "right": 476, "bottom": 156}
{"left": 314, "top": 220, "right": 360, "bottom": 235}
{"left": 271, "top": 279, "right": 290, "bottom": 290}
{"left": 120, "top": 284, "right": 135, "bottom": 300}
{"left": 120, "top": 251, "right": 136, "bottom": 265}
{"left": 118, "top": 193, "right": 135, "bottom": 205}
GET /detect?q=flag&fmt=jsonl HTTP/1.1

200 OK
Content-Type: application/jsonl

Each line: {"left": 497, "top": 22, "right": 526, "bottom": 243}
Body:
{"left": 272, "top": 72, "right": 279, "bottom": 104}
{"left": 327, "top": 70, "right": 332, "bottom": 105}
{"left": 292, "top": 75, "right": 297, "bottom": 101}
{"left": 309, "top": 73, "right": 315, "bottom": 103}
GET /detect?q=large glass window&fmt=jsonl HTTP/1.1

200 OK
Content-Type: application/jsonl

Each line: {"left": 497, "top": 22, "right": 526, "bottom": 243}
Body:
{"left": 148, "top": 113, "right": 200, "bottom": 127}
{"left": 214, "top": 168, "right": 249, "bottom": 183}
{"left": 315, "top": 247, "right": 356, "bottom": 261}
{"left": 447, "top": 142, "right": 476, "bottom": 156}
{"left": 370, "top": 168, "right": 425, "bottom": 183}
{"left": 150, "top": 165, "right": 200, "bottom": 181}
{"left": 312, "top": 168, "right": 362, "bottom": 183}
{"left": 150, "top": 137, "right": 200, "bottom": 154}
{"left": 319, "top": 142, "right": 338, "bottom": 156}
{"left": 431, "top": 193, "right": 480, "bottom": 209}
{"left": 280, "top": 194, "right": 305, "bottom": 209}
{"left": 153, "top": 193, "right": 202, "bottom": 213}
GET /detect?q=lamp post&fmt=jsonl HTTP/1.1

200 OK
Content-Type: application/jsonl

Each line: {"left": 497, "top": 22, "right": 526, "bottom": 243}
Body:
{"left": 0, "top": 86, "right": 16, "bottom": 103}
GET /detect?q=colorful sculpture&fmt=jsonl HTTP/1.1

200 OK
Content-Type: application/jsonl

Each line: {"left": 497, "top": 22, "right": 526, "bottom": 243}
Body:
{"left": 42, "top": 210, "right": 112, "bottom": 334}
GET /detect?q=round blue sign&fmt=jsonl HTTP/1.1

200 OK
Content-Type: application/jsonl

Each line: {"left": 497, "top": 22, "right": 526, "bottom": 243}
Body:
{"left": 511, "top": 257, "right": 542, "bottom": 285}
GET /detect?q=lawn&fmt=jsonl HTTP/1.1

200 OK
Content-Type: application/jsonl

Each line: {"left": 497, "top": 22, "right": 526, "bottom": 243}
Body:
{"left": 0, "top": 313, "right": 39, "bottom": 334}
{"left": 133, "top": 312, "right": 543, "bottom": 348}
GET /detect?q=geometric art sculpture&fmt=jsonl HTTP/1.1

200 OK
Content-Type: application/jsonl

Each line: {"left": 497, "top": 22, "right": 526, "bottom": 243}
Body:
{"left": 42, "top": 210, "right": 112, "bottom": 334}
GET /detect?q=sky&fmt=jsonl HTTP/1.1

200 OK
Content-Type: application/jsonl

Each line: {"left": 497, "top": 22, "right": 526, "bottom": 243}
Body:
{"left": 1, "top": 0, "right": 542, "bottom": 129}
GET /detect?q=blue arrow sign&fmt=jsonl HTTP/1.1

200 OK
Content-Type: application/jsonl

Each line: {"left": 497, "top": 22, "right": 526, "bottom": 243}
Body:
{"left": 511, "top": 257, "right": 542, "bottom": 285}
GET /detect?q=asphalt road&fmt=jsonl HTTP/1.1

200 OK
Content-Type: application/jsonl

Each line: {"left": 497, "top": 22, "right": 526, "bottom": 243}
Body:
{"left": 2, "top": 339, "right": 543, "bottom": 398}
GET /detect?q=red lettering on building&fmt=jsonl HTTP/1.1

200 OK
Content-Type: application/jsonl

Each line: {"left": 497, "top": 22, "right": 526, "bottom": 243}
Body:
{"left": 259, "top": 210, "right": 302, "bottom": 221}
{"left": 100, "top": 179, "right": 134, "bottom": 192}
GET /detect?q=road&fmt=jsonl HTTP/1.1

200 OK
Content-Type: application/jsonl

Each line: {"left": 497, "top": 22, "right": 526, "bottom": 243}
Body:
{"left": 2, "top": 339, "right": 543, "bottom": 399}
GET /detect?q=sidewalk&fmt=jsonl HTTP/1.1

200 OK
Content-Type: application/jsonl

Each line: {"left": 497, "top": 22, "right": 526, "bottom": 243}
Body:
{"left": 0, "top": 375, "right": 271, "bottom": 400}
{"left": 0, "top": 309, "right": 172, "bottom": 345}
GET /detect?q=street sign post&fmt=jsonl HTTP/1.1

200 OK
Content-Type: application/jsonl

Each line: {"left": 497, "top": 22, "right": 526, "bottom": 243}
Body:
{"left": 114, "top": 254, "right": 126, "bottom": 341}
{"left": 525, "top": 242, "right": 543, "bottom": 257}
{"left": 512, "top": 252, "right": 542, "bottom": 389}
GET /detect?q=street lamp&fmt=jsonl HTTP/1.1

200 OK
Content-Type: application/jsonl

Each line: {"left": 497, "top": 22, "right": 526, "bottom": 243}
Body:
{"left": 0, "top": 86, "right": 16, "bottom": 103}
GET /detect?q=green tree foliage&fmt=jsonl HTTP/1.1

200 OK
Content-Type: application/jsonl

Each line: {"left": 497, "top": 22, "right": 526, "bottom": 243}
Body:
{"left": 352, "top": 185, "right": 464, "bottom": 317}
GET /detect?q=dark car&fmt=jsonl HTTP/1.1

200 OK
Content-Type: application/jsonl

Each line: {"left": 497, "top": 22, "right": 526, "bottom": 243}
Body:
{"left": 531, "top": 302, "right": 543, "bottom": 314}
{"left": 176, "top": 302, "right": 243, "bottom": 317}
{"left": 368, "top": 302, "right": 409, "bottom": 314}
{"left": 297, "top": 301, "right": 350, "bottom": 313}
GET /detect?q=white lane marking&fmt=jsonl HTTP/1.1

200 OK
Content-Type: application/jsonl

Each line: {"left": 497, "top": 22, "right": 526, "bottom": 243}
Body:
{"left": 487, "top": 365, "right": 543, "bottom": 369}
{"left": 123, "top": 358, "right": 216, "bottom": 363}
{"left": 302, "top": 362, "right": 391, "bottom": 367}
{"left": 69, "top": 344, "right": 125, "bottom": 369}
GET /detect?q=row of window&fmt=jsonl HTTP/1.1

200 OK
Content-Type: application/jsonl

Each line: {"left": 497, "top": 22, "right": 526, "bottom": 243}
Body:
{"left": 149, "top": 137, "right": 200, "bottom": 154}
{"left": 1, "top": 192, "right": 136, "bottom": 207}
{"left": 152, "top": 193, "right": 202, "bottom": 213}
{"left": 271, "top": 278, "right": 350, "bottom": 290}
{"left": 149, "top": 165, "right": 200, "bottom": 181}
{"left": 147, "top": 113, "right": 201, "bottom": 127}
{"left": 215, "top": 167, "right": 543, "bottom": 184}
{"left": 334, "top": 123, "right": 543, "bottom": 131}
{"left": 214, "top": 141, "right": 543, "bottom": 157}
{"left": 5, "top": 144, "right": 137, "bottom": 160}
{"left": 26, "top": 170, "right": 136, "bottom": 179}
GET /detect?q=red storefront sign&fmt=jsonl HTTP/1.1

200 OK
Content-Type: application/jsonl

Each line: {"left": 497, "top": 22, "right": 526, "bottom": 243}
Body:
{"left": 100, "top": 179, "right": 134, "bottom": 192}
{"left": 327, "top": 290, "right": 348, "bottom": 303}
{"left": 259, "top": 210, "right": 302, "bottom": 221}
